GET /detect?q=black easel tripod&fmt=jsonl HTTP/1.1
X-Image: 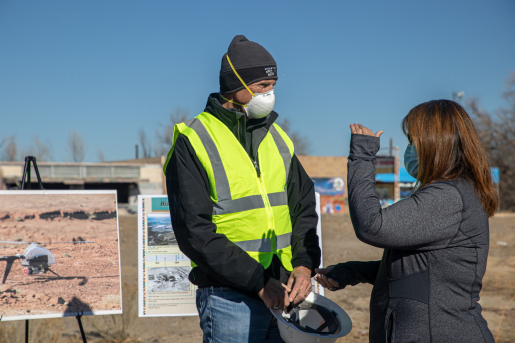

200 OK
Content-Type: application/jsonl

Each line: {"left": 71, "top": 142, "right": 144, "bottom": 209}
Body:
{"left": 14, "top": 156, "right": 88, "bottom": 343}
{"left": 20, "top": 156, "right": 44, "bottom": 190}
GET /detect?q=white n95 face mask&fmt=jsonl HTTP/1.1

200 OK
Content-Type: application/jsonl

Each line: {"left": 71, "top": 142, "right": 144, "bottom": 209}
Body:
{"left": 244, "top": 89, "right": 275, "bottom": 119}
{"left": 224, "top": 54, "right": 276, "bottom": 119}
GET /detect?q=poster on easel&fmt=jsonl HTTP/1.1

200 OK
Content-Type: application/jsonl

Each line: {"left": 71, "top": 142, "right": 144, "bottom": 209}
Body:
{"left": 138, "top": 195, "right": 197, "bottom": 317}
{"left": 0, "top": 190, "right": 122, "bottom": 321}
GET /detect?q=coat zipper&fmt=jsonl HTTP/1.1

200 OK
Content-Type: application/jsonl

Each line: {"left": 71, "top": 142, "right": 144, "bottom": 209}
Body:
{"left": 252, "top": 160, "right": 261, "bottom": 177}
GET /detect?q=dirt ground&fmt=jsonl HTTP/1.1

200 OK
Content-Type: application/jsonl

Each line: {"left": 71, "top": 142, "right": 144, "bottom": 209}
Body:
{"left": 1, "top": 213, "right": 514, "bottom": 342}
{"left": 0, "top": 193, "right": 122, "bottom": 320}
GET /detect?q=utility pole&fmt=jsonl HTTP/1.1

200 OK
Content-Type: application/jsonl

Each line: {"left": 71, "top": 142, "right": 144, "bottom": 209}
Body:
{"left": 135, "top": 145, "right": 139, "bottom": 159}
{"left": 389, "top": 138, "right": 393, "bottom": 157}
{"left": 394, "top": 146, "right": 400, "bottom": 202}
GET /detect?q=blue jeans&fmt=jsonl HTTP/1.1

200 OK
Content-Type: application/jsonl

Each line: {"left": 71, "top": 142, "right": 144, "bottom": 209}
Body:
{"left": 196, "top": 287, "right": 285, "bottom": 343}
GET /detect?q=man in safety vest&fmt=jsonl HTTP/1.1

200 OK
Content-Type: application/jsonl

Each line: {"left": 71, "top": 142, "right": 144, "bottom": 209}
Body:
{"left": 165, "top": 35, "right": 321, "bottom": 342}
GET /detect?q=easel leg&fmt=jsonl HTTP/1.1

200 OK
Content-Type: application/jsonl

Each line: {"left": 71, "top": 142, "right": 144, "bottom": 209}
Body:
{"left": 25, "top": 319, "right": 29, "bottom": 343}
{"left": 76, "top": 312, "right": 87, "bottom": 343}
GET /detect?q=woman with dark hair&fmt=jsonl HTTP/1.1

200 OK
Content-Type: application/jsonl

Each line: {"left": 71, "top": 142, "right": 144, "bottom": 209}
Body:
{"left": 315, "top": 100, "right": 498, "bottom": 343}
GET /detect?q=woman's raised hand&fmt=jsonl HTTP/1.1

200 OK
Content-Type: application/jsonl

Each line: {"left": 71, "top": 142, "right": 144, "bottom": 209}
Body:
{"left": 350, "top": 123, "right": 383, "bottom": 138}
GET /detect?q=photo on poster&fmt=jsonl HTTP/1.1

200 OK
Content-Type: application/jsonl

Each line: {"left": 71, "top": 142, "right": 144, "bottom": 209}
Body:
{"left": 147, "top": 214, "right": 176, "bottom": 246}
{"left": 0, "top": 190, "right": 122, "bottom": 321}
{"left": 147, "top": 266, "right": 190, "bottom": 293}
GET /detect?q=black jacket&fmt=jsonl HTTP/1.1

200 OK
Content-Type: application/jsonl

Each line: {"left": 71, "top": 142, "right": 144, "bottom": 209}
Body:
{"left": 166, "top": 93, "right": 321, "bottom": 296}
{"left": 327, "top": 134, "right": 494, "bottom": 343}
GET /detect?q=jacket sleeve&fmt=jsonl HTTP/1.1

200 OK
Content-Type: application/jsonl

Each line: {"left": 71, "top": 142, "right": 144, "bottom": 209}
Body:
{"left": 347, "top": 134, "right": 463, "bottom": 251}
{"left": 326, "top": 261, "right": 381, "bottom": 289}
{"left": 166, "top": 134, "right": 269, "bottom": 294}
{"left": 288, "top": 154, "right": 322, "bottom": 274}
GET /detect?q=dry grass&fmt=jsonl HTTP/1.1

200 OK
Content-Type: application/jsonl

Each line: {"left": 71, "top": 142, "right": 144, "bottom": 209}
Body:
{"left": 0, "top": 322, "right": 20, "bottom": 343}
{"left": 33, "top": 319, "right": 84, "bottom": 343}
{"left": 90, "top": 283, "right": 141, "bottom": 343}
{"left": 0, "top": 319, "right": 84, "bottom": 343}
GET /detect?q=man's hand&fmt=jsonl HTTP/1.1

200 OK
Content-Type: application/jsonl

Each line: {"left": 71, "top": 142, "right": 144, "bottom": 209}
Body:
{"left": 286, "top": 266, "right": 313, "bottom": 306}
{"left": 258, "top": 278, "right": 291, "bottom": 311}
{"left": 314, "top": 266, "right": 340, "bottom": 291}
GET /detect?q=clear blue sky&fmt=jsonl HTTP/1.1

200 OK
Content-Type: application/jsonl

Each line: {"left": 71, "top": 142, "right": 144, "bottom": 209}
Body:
{"left": 1, "top": 0, "right": 514, "bottom": 162}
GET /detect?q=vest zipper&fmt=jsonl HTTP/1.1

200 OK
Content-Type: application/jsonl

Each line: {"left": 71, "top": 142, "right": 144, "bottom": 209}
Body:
{"left": 258, "top": 174, "right": 275, "bottom": 234}
{"left": 252, "top": 160, "right": 261, "bottom": 177}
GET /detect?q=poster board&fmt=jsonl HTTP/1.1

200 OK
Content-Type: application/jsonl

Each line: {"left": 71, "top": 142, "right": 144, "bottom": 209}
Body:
{"left": 0, "top": 190, "right": 122, "bottom": 321}
{"left": 138, "top": 193, "right": 324, "bottom": 317}
{"left": 138, "top": 195, "right": 197, "bottom": 317}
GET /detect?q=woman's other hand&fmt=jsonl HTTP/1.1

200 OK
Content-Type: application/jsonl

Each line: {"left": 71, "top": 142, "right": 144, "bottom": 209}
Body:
{"left": 350, "top": 123, "right": 384, "bottom": 138}
{"left": 315, "top": 266, "right": 340, "bottom": 291}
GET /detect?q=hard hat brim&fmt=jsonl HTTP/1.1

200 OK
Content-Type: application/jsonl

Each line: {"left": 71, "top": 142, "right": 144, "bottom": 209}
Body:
{"left": 271, "top": 292, "right": 352, "bottom": 343}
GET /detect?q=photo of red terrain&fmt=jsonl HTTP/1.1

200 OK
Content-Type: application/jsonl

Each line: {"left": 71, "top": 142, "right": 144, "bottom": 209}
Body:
{"left": 0, "top": 191, "right": 122, "bottom": 321}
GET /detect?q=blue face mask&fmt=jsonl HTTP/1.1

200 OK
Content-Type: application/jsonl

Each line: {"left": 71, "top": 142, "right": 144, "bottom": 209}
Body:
{"left": 404, "top": 144, "right": 419, "bottom": 179}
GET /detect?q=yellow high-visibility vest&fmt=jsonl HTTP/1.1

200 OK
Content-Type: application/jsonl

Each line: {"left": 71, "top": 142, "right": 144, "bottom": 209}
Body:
{"left": 164, "top": 112, "right": 294, "bottom": 271}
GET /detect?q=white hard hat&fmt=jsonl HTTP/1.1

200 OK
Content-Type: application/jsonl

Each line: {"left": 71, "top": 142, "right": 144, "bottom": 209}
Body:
{"left": 271, "top": 292, "right": 352, "bottom": 343}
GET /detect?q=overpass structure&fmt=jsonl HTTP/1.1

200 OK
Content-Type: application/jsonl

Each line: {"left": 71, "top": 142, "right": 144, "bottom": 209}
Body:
{"left": 0, "top": 157, "right": 165, "bottom": 211}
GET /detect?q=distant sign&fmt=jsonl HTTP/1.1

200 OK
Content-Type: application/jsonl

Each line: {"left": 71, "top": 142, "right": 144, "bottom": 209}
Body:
{"left": 312, "top": 178, "right": 345, "bottom": 213}
{"left": 491, "top": 168, "right": 499, "bottom": 184}
{"left": 375, "top": 156, "right": 395, "bottom": 174}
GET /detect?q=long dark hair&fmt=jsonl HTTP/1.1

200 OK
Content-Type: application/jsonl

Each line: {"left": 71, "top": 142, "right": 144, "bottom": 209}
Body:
{"left": 402, "top": 100, "right": 499, "bottom": 216}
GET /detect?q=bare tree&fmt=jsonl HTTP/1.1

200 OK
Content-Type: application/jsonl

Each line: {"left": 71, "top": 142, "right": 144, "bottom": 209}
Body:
{"left": 138, "top": 129, "right": 152, "bottom": 158}
{"left": 68, "top": 130, "right": 86, "bottom": 162}
{"left": 277, "top": 118, "right": 312, "bottom": 155}
{"left": 0, "top": 136, "right": 18, "bottom": 161}
{"left": 151, "top": 108, "right": 311, "bottom": 156}
{"left": 154, "top": 107, "right": 190, "bottom": 156}
{"left": 97, "top": 149, "right": 106, "bottom": 162}
{"left": 20, "top": 135, "right": 53, "bottom": 162}
{"left": 466, "top": 71, "right": 515, "bottom": 210}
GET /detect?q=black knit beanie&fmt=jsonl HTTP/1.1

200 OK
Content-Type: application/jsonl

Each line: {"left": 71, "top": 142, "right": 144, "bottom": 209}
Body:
{"left": 219, "top": 35, "right": 278, "bottom": 94}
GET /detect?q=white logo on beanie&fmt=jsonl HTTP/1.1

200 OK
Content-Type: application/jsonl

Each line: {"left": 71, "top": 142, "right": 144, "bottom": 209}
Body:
{"left": 265, "top": 67, "right": 277, "bottom": 77}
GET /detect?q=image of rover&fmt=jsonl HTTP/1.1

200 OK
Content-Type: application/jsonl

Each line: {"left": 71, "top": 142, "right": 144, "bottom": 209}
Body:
{"left": 0, "top": 240, "right": 93, "bottom": 284}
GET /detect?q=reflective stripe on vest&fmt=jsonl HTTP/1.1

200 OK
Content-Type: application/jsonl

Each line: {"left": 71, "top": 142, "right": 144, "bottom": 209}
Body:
{"left": 184, "top": 118, "right": 290, "bottom": 217}
{"left": 269, "top": 125, "right": 291, "bottom": 183}
{"left": 234, "top": 232, "right": 293, "bottom": 252}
